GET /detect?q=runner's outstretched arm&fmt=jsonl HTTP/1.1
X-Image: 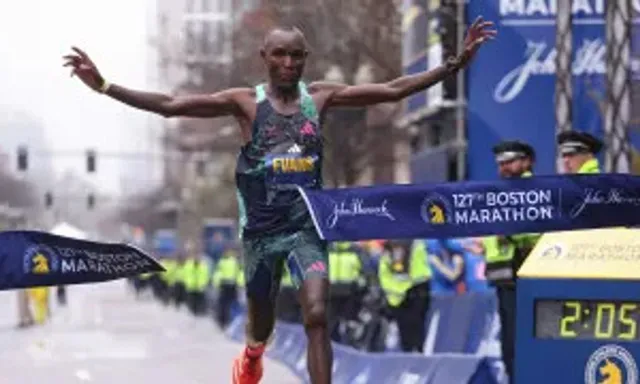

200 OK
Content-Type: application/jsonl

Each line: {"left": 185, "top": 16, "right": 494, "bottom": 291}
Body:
{"left": 312, "top": 16, "right": 497, "bottom": 108}
{"left": 63, "top": 46, "right": 243, "bottom": 118}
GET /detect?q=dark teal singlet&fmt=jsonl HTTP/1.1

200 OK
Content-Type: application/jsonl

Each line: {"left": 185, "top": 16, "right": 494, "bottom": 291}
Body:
{"left": 235, "top": 82, "right": 323, "bottom": 238}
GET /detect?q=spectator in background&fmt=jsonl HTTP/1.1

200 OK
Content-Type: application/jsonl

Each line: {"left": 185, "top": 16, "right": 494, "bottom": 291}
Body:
{"left": 28, "top": 287, "right": 49, "bottom": 325}
{"left": 16, "top": 290, "right": 34, "bottom": 328}
{"left": 56, "top": 285, "right": 67, "bottom": 306}
{"left": 378, "top": 240, "right": 430, "bottom": 353}
{"left": 456, "top": 238, "right": 490, "bottom": 293}
{"left": 426, "top": 239, "right": 466, "bottom": 295}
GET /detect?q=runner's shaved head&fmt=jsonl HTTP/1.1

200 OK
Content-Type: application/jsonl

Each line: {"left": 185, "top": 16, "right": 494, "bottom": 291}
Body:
{"left": 262, "top": 26, "right": 307, "bottom": 51}
{"left": 260, "top": 26, "right": 309, "bottom": 89}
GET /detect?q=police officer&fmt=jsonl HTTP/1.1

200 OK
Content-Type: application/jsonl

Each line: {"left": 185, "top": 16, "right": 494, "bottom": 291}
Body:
{"left": 328, "top": 242, "right": 364, "bottom": 342}
{"left": 184, "top": 252, "right": 211, "bottom": 316}
{"left": 172, "top": 253, "right": 188, "bottom": 308}
{"left": 557, "top": 130, "right": 602, "bottom": 174}
{"left": 378, "top": 240, "right": 431, "bottom": 353}
{"left": 155, "top": 255, "right": 177, "bottom": 305}
{"left": 212, "top": 248, "right": 243, "bottom": 328}
{"left": 484, "top": 140, "right": 540, "bottom": 384}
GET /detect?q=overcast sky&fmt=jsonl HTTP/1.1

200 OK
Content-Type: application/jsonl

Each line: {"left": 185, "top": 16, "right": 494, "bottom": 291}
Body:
{"left": 0, "top": 0, "right": 163, "bottom": 196}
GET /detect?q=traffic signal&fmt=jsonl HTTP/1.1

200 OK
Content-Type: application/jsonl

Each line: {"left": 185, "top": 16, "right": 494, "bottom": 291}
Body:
{"left": 45, "top": 192, "right": 53, "bottom": 209}
{"left": 17, "top": 146, "right": 28, "bottom": 171}
{"left": 86, "top": 149, "right": 96, "bottom": 173}
{"left": 87, "top": 193, "right": 95, "bottom": 209}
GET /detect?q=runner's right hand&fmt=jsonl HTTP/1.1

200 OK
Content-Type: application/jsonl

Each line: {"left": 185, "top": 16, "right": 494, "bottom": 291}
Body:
{"left": 63, "top": 47, "right": 105, "bottom": 92}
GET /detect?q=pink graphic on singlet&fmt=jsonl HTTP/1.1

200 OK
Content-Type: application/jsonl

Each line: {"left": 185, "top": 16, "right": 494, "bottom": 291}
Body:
{"left": 300, "top": 121, "right": 315, "bottom": 136}
{"left": 306, "top": 261, "right": 326, "bottom": 273}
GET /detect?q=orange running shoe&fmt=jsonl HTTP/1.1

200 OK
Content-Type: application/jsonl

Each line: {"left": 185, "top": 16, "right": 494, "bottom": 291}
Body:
{"left": 232, "top": 345, "right": 264, "bottom": 384}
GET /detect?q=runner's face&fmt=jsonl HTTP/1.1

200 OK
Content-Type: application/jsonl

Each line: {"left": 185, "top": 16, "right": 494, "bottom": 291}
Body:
{"left": 262, "top": 31, "right": 307, "bottom": 88}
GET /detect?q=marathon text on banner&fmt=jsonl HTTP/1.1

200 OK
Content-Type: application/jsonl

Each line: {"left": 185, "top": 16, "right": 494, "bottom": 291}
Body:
{"left": 0, "top": 231, "right": 164, "bottom": 290}
{"left": 298, "top": 174, "right": 640, "bottom": 241}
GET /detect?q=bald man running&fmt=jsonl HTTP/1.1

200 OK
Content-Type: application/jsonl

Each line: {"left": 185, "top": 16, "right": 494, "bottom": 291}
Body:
{"left": 64, "top": 18, "right": 495, "bottom": 384}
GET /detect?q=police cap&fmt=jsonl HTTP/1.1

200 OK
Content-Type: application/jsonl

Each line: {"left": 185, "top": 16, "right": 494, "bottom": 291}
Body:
{"left": 492, "top": 140, "right": 535, "bottom": 163}
{"left": 557, "top": 130, "right": 603, "bottom": 155}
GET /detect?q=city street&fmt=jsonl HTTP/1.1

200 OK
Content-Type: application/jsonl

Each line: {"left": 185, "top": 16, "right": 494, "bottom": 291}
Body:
{"left": 0, "top": 281, "right": 300, "bottom": 384}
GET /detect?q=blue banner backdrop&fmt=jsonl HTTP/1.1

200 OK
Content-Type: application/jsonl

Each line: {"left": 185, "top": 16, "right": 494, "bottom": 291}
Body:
{"left": 465, "top": 0, "right": 640, "bottom": 180}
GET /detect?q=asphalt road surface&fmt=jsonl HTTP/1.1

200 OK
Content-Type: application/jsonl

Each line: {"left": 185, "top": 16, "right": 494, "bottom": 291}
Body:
{"left": 0, "top": 281, "right": 300, "bottom": 384}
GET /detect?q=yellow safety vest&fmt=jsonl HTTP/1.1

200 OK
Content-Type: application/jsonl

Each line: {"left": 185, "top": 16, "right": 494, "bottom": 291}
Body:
{"left": 410, "top": 239, "right": 432, "bottom": 283}
{"left": 379, "top": 247, "right": 430, "bottom": 307}
{"left": 484, "top": 171, "right": 540, "bottom": 282}
{"left": 160, "top": 259, "right": 178, "bottom": 286}
{"left": 212, "top": 256, "right": 242, "bottom": 288}
{"left": 329, "top": 249, "right": 362, "bottom": 284}
{"left": 174, "top": 261, "right": 188, "bottom": 285}
{"left": 182, "top": 259, "right": 211, "bottom": 292}
{"left": 578, "top": 158, "right": 600, "bottom": 174}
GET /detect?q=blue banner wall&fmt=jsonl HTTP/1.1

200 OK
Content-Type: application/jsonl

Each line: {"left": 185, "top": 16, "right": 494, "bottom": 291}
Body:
{"left": 225, "top": 313, "right": 499, "bottom": 384}
{"left": 466, "top": 0, "right": 640, "bottom": 180}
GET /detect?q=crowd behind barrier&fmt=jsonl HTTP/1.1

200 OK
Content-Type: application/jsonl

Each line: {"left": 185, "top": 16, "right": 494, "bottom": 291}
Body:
{"left": 129, "top": 237, "right": 507, "bottom": 384}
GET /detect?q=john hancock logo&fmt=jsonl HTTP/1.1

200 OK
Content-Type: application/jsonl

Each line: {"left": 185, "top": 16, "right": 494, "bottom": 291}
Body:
{"left": 570, "top": 188, "right": 640, "bottom": 219}
{"left": 23, "top": 245, "right": 59, "bottom": 275}
{"left": 421, "top": 193, "right": 452, "bottom": 225}
{"left": 585, "top": 344, "right": 638, "bottom": 384}
{"left": 326, "top": 198, "right": 395, "bottom": 229}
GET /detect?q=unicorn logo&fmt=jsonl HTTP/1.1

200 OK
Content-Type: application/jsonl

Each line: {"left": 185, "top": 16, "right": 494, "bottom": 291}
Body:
{"left": 32, "top": 253, "right": 50, "bottom": 274}
{"left": 23, "top": 245, "right": 59, "bottom": 275}
{"left": 599, "top": 359, "right": 622, "bottom": 384}
{"left": 429, "top": 204, "right": 445, "bottom": 224}
{"left": 420, "top": 193, "right": 452, "bottom": 225}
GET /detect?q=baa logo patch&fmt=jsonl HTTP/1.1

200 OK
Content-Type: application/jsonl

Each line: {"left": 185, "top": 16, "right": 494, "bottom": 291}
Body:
{"left": 539, "top": 244, "right": 564, "bottom": 259}
{"left": 585, "top": 344, "right": 638, "bottom": 384}
{"left": 23, "top": 245, "right": 59, "bottom": 275}
{"left": 420, "top": 193, "right": 452, "bottom": 225}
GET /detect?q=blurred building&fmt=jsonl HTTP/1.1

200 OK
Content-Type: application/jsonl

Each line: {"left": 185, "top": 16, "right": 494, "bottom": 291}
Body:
{"left": 0, "top": 108, "right": 54, "bottom": 227}
{"left": 398, "top": 0, "right": 465, "bottom": 183}
{"left": 150, "top": 0, "right": 258, "bottom": 246}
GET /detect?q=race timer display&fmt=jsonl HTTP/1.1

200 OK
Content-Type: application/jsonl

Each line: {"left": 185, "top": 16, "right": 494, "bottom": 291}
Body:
{"left": 535, "top": 300, "right": 640, "bottom": 341}
{"left": 515, "top": 228, "right": 640, "bottom": 384}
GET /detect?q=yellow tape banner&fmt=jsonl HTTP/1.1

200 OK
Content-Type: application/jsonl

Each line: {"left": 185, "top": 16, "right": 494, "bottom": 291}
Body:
{"left": 518, "top": 228, "right": 640, "bottom": 280}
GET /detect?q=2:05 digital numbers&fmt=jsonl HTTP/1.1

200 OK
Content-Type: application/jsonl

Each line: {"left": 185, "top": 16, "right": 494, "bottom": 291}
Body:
{"left": 535, "top": 300, "right": 640, "bottom": 341}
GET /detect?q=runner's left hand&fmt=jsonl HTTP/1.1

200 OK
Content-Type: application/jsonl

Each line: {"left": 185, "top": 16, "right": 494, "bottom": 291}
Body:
{"left": 458, "top": 16, "right": 497, "bottom": 68}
